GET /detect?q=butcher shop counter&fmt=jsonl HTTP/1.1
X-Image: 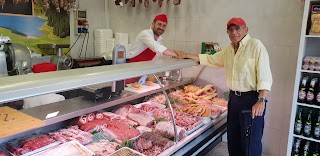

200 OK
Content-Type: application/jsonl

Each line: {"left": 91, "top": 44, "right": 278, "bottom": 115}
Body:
{"left": 0, "top": 78, "right": 227, "bottom": 156}
{"left": 0, "top": 79, "right": 193, "bottom": 144}
{"left": 0, "top": 58, "right": 227, "bottom": 155}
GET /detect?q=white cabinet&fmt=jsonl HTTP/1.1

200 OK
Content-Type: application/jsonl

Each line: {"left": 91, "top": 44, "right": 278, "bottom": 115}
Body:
{"left": 287, "top": 0, "right": 320, "bottom": 155}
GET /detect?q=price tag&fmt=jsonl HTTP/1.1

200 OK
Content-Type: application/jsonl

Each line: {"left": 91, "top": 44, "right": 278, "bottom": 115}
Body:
{"left": 0, "top": 107, "right": 45, "bottom": 138}
{"left": 45, "top": 111, "right": 59, "bottom": 119}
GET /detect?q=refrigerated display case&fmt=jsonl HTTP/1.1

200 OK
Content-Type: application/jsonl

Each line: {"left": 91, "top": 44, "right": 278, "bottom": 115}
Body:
{"left": 0, "top": 58, "right": 228, "bottom": 155}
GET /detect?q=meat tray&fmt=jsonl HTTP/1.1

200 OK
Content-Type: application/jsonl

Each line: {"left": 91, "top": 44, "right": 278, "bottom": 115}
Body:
{"left": 17, "top": 142, "right": 61, "bottom": 156}
{"left": 210, "top": 110, "right": 228, "bottom": 120}
{"left": 110, "top": 147, "right": 145, "bottom": 156}
{"left": 196, "top": 116, "right": 212, "bottom": 124}
{"left": 133, "top": 101, "right": 166, "bottom": 115}
{"left": 31, "top": 141, "right": 95, "bottom": 156}
{"left": 6, "top": 135, "right": 61, "bottom": 156}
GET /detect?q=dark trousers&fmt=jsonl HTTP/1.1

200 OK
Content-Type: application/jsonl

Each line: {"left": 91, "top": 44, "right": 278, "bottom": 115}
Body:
{"left": 227, "top": 91, "right": 265, "bottom": 156}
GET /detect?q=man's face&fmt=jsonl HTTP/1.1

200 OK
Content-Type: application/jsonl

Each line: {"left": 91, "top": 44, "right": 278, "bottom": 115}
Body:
{"left": 152, "top": 20, "right": 167, "bottom": 36}
{"left": 227, "top": 24, "right": 248, "bottom": 45}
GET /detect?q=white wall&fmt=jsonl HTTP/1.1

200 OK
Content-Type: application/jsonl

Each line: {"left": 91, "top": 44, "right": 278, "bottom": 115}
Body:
{"left": 70, "top": 0, "right": 108, "bottom": 59}
{"left": 107, "top": 0, "right": 304, "bottom": 155}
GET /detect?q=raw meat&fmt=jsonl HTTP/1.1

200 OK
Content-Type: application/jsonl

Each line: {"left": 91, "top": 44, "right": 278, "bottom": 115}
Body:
{"left": 149, "top": 94, "right": 166, "bottom": 105}
{"left": 211, "top": 98, "right": 228, "bottom": 107}
{"left": 139, "top": 104, "right": 159, "bottom": 112}
{"left": 8, "top": 135, "right": 56, "bottom": 155}
{"left": 79, "top": 119, "right": 109, "bottom": 132}
{"left": 136, "top": 126, "right": 152, "bottom": 133}
{"left": 155, "top": 121, "right": 186, "bottom": 140}
{"left": 133, "top": 132, "right": 174, "bottom": 155}
{"left": 138, "top": 132, "right": 174, "bottom": 150}
{"left": 127, "top": 112, "right": 155, "bottom": 127}
{"left": 85, "top": 140, "right": 120, "bottom": 156}
{"left": 195, "top": 84, "right": 216, "bottom": 96}
{"left": 114, "top": 105, "right": 140, "bottom": 117}
{"left": 105, "top": 120, "right": 140, "bottom": 141}
{"left": 77, "top": 115, "right": 88, "bottom": 126}
{"left": 103, "top": 112, "right": 139, "bottom": 126}
{"left": 153, "top": 109, "right": 202, "bottom": 131}
{"left": 49, "top": 126, "right": 92, "bottom": 145}
{"left": 133, "top": 138, "right": 152, "bottom": 150}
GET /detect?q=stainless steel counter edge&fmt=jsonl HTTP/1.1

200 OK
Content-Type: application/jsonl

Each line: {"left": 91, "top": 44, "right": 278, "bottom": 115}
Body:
{"left": 0, "top": 59, "right": 198, "bottom": 103}
{"left": 0, "top": 79, "right": 194, "bottom": 142}
{"left": 159, "top": 113, "right": 228, "bottom": 156}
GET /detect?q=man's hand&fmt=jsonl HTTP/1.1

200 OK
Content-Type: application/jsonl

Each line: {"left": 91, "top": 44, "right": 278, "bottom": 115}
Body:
{"left": 174, "top": 51, "right": 186, "bottom": 59}
{"left": 251, "top": 101, "right": 265, "bottom": 119}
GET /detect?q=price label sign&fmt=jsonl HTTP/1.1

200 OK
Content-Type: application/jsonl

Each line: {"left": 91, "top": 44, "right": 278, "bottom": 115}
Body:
{"left": 0, "top": 106, "right": 45, "bottom": 138}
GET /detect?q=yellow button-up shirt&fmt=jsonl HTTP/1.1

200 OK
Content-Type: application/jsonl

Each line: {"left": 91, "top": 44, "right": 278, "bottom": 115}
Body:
{"left": 199, "top": 35, "right": 272, "bottom": 92}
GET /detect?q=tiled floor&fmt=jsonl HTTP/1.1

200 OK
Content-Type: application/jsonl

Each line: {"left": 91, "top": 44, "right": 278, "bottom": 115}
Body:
{"left": 206, "top": 142, "right": 274, "bottom": 156}
{"left": 206, "top": 141, "right": 228, "bottom": 156}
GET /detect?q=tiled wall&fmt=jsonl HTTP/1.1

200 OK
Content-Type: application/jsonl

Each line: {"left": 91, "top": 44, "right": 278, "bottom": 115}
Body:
{"left": 107, "top": 0, "right": 304, "bottom": 155}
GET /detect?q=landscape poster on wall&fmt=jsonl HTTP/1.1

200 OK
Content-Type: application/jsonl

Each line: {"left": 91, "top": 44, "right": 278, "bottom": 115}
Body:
{"left": 0, "top": 0, "right": 70, "bottom": 54}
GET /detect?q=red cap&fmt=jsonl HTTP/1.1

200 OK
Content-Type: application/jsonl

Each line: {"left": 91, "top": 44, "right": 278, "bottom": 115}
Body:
{"left": 227, "top": 17, "right": 246, "bottom": 28}
{"left": 32, "top": 62, "right": 57, "bottom": 73}
{"left": 154, "top": 14, "right": 168, "bottom": 23}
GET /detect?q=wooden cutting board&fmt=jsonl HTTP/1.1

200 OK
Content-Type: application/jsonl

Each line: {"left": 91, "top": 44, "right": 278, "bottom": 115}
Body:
{"left": 0, "top": 106, "right": 45, "bottom": 138}
{"left": 125, "top": 83, "right": 162, "bottom": 94}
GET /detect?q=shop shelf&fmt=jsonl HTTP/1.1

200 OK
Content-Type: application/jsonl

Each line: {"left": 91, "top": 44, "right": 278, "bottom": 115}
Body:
{"left": 297, "top": 102, "right": 320, "bottom": 109}
{"left": 305, "top": 35, "right": 320, "bottom": 38}
{"left": 293, "top": 134, "right": 320, "bottom": 143}
{"left": 301, "top": 70, "right": 320, "bottom": 74}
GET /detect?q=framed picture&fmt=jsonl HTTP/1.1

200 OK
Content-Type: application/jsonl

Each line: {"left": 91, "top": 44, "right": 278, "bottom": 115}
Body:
{"left": 0, "top": 0, "right": 33, "bottom": 16}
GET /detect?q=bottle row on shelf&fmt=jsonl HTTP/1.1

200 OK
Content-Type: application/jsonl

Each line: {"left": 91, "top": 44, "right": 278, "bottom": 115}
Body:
{"left": 297, "top": 74, "right": 320, "bottom": 105}
{"left": 292, "top": 137, "right": 320, "bottom": 156}
{"left": 294, "top": 106, "right": 320, "bottom": 139}
{"left": 302, "top": 56, "right": 320, "bottom": 71}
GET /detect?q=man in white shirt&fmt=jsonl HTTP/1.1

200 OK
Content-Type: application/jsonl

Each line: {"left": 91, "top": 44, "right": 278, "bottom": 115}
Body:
{"left": 127, "top": 14, "right": 177, "bottom": 62}
{"left": 126, "top": 14, "right": 177, "bottom": 83}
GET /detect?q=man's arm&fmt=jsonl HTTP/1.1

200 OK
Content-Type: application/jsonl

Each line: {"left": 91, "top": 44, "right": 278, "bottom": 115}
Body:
{"left": 252, "top": 90, "right": 268, "bottom": 119}
{"left": 175, "top": 51, "right": 199, "bottom": 61}
{"left": 175, "top": 51, "right": 224, "bottom": 67}
{"left": 138, "top": 32, "right": 178, "bottom": 57}
{"left": 251, "top": 40, "right": 272, "bottom": 119}
{"left": 163, "top": 49, "right": 178, "bottom": 57}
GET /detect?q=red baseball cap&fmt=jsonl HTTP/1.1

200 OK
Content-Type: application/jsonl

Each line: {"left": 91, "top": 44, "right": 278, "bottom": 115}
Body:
{"left": 227, "top": 17, "right": 246, "bottom": 28}
{"left": 154, "top": 14, "right": 168, "bottom": 23}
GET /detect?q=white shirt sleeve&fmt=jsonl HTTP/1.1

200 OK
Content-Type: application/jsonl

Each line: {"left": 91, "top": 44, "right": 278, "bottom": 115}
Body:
{"left": 139, "top": 30, "right": 167, "bottom": 53}
{"left": 127, "top": 29, "right": 168, "bottom": 59}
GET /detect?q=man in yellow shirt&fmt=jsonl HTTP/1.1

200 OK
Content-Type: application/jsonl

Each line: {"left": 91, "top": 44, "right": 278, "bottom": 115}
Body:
{"left": 176, "top": 17, "right": 272, "bottom": 156}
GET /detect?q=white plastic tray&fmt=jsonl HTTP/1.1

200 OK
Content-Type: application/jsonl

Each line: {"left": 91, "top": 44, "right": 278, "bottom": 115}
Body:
{"left": 186, "top": 121, "right": 205, "bottom": 135}
{"left": 31, "top": 141, "right": 95, "bottom": 156}
{"left": 110, "top": 147, "right": 145, "bottom": 156}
